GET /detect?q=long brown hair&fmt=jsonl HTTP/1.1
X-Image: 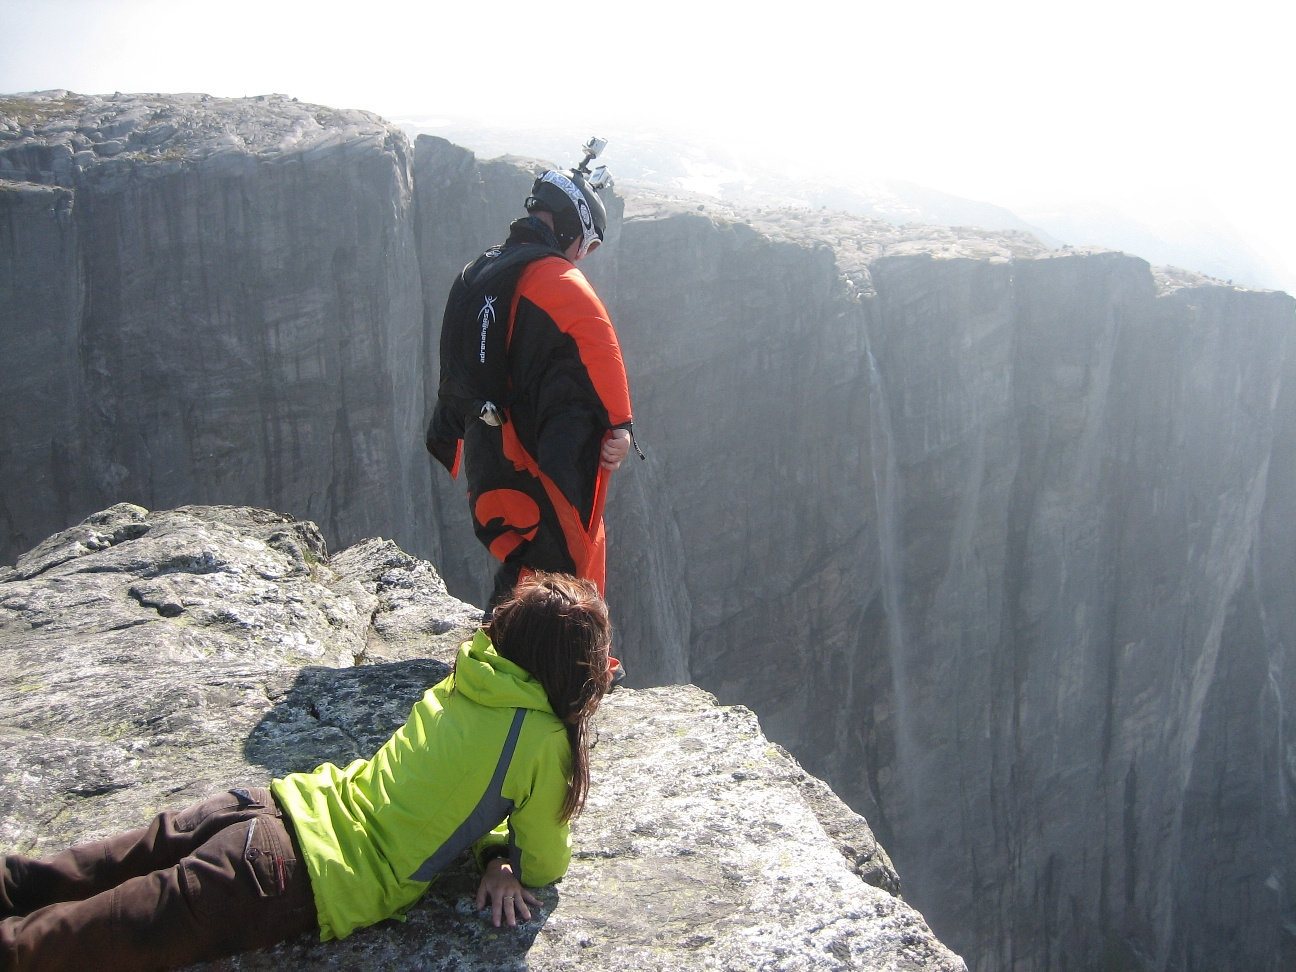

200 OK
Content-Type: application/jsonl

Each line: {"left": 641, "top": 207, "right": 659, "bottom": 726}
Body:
{"left": 487, "top": 572, "right": 612, "bottom": 822}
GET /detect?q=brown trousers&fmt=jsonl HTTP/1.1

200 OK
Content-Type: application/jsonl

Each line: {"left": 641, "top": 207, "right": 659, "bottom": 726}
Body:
{"left": 0, "top": 787, "right": 317, "bottom": 972}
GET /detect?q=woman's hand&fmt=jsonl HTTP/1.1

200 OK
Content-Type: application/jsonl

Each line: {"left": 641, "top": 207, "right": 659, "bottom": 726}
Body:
{"left": 475, "top": 856, "right": 542, "bottom": 927}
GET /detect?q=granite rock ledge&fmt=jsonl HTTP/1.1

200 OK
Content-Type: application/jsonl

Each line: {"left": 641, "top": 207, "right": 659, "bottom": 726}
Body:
{"left": 0, "top": 504, "right": 963, "bottom": 971}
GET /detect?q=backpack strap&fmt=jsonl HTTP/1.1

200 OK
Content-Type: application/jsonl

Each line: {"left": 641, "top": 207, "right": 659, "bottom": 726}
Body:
{"left": 437, "top": 242, "right": 564, "bottom": 419}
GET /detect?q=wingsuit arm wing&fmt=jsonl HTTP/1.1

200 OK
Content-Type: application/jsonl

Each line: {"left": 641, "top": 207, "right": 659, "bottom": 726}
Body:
{"left": 426, "top": 401, "right": 465, "bottom": 478}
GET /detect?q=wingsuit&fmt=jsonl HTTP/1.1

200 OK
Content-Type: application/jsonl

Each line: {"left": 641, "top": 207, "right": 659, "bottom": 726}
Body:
{"left": 427, "top": 216, "right": 633, "bottom": 605}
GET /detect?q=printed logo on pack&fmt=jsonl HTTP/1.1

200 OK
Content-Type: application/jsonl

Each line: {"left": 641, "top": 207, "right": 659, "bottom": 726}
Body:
{"left": 478, "top": 295, "right": 497, "bottom": 364}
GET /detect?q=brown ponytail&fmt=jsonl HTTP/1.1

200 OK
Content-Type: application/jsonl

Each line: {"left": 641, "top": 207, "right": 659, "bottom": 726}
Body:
{"left": 487, "top": 572, "right": 612, "bottom": 822}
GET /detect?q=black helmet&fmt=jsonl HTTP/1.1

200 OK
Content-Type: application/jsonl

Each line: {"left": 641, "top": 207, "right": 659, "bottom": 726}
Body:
{"left": 526, "top": 168, "right": 607, "bottom": 259}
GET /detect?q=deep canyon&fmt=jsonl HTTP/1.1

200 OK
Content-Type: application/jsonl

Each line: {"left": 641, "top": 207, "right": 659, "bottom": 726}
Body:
{"left": 3, "top": 91, "right": 1295, "bottom": 971}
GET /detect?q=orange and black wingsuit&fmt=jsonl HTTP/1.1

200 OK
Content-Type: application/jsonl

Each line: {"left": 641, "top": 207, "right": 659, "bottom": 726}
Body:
{"left": 427, "top": 218, "right": 633, "bottom": 605}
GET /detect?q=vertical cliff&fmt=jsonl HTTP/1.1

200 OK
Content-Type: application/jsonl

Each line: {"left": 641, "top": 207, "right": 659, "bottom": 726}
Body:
{"left": 603, "top": 201, "right": 1296, "bottom": 968}
{"left": 0, "top": 92, "right": 431, "bottom": 562}
{"left": 0, "top": 179, "right": 87, "bottom": 556}
{"left": 544, "top": 181, "right": 1296, "bottom": 967}
{"left": 846, "top": 250, "right": 1296, "bottom": 970}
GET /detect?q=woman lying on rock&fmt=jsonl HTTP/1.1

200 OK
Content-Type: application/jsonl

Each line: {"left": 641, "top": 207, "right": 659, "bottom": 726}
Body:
{"left": 0, "top": 572, "right": 612, "bottom": 972}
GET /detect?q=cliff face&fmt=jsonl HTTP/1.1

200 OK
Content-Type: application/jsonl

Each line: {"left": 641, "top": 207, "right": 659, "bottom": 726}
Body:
{"left": 0, "top": 505, "right": 963, "bottom": 972}
{"left": 594, "top": 192, "right": 1296, "bottom": 969}
{"left": 4, "top": 92, "right": 1296, "bottom": 970}
{"left": 400, "top": 131, "right": 1296, "bottom": 967}
{"left": 848, "top": 252, "right": 1296, "bottom": 970}
{"left": 0, "top": 92, "right": 431, "bottom": 563}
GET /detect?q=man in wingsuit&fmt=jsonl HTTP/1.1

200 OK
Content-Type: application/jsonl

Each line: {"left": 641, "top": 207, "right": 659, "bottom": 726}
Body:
{"left": 427, "top": 141, "right": 636, "bottom": 640}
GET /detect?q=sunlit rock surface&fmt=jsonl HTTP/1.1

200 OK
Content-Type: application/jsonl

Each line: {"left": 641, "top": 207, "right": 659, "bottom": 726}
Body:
{"left": 0, "top": 504, "right": 962, "bottom": 971}
{"left": 0, "top": 503, "right": 476, "bottom": 850}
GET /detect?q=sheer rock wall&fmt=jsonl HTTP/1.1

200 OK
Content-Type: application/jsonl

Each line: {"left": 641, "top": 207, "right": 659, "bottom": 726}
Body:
{"left": 0, "top": 92, "right": 431, "bottom": 563}
{"left": 593, "top": 191, "right": 1296, "bottom": 969}
{"left": 418, "top": 164, "right": 1296, "bottom": 968}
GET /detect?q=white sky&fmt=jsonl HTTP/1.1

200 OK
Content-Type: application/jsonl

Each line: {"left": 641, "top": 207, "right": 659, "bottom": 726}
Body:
{"left": 2, "top": 0, "right": 1293, "bottom": 290}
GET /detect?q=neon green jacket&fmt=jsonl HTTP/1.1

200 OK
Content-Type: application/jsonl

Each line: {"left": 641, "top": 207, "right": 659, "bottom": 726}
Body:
{"left": 271, "top": 630, "right": 574, "bottom": 941}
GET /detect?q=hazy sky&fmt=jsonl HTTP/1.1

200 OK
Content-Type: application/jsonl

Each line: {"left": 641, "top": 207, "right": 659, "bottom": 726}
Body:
{"left": 3, "top": 0, "right": 1292, "bottom": 290}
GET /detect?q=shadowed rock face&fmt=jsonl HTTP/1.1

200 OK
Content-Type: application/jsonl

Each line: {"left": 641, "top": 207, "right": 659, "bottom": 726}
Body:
{"left": 0, "top": 91, "right": 430, "bottom": 563}
{"left": 853, "top": 254, "right": 1296, "bottom": 972}
{"left": 0, "top": 504, "right": 963, "bottom": 971}
{"left": 592, "top": 195, "right": 1296, "bottom": 969}
{"left": 5, "top": 92, "right": 1296, "bottom": 970}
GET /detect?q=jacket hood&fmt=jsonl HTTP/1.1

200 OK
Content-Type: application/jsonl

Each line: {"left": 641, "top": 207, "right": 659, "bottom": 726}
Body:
{"left": 452, "top": 629, "right": 555, "bottom": 713}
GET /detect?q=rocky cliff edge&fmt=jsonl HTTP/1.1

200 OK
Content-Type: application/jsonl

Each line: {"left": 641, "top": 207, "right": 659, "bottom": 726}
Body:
{"left": 0, "top": 504, "right": 964, "bottom": 971}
